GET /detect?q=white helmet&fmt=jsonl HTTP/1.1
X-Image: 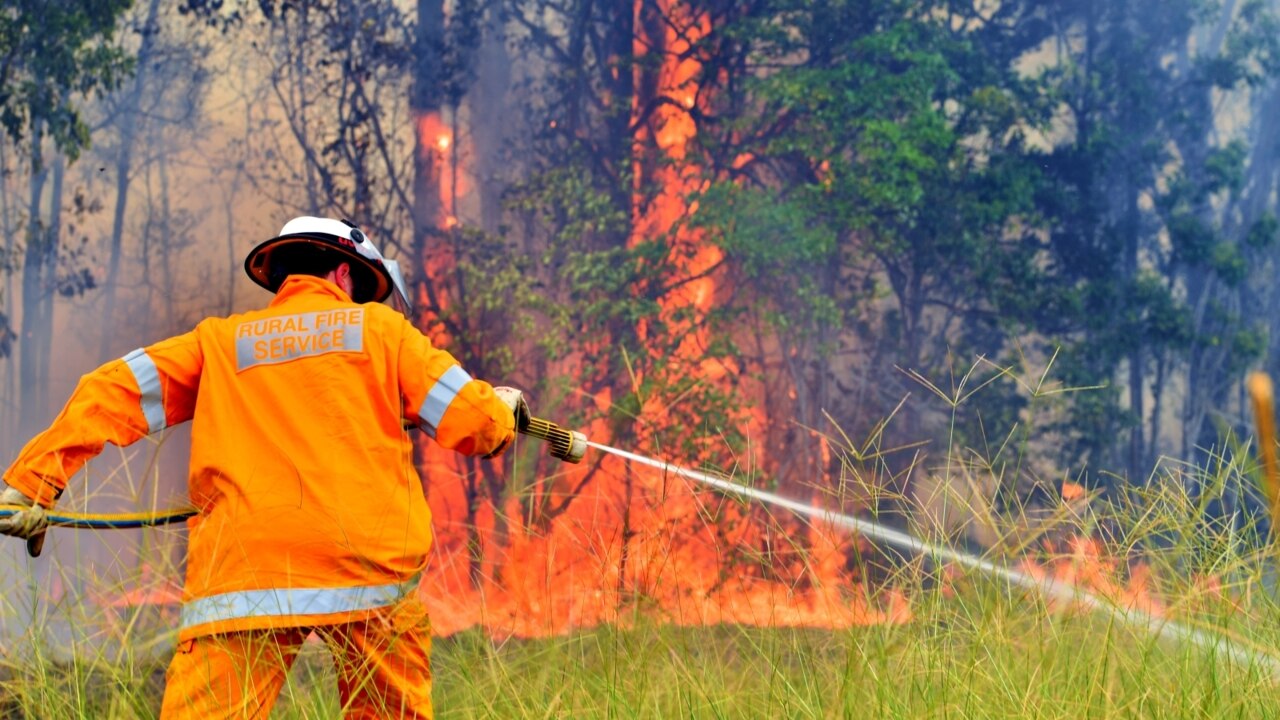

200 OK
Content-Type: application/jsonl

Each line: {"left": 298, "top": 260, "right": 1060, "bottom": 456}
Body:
{"left": 244, "top": 217, "right": 411, "bottom": 309}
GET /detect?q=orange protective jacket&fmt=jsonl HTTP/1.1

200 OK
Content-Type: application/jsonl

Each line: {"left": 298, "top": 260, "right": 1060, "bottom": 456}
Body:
{"left": 3, "top": 275, "right": 514, "bottom": 639}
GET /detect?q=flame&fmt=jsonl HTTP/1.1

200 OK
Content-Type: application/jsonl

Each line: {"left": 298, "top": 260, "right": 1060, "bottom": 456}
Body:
{"left": 101, "top": 581, "right": 183, "bottom": 609}
{"left": 419, "top": 451, "right": 911, "bottom": 637}
{"left": 1020, "top": 536, "right": 1165, "bottom": 618}
{"left": 413, "top": 112, "right": 467, "bottom": 233}
{"left": 97, "top": 564, "right": 183, "bottom": 608}
{"left": 415, "top": 113, "right": 449, "bottom": 162}
{"left": 407, "top": 1, "right": 902, "bottom": 638}
{"left": 628, "top": 0, "right": 732, "bottom": 419}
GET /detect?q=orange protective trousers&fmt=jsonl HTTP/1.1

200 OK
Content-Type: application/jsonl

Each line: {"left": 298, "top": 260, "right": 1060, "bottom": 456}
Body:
{"left": 159, "top": 595, "right": 433, "bottom": 719}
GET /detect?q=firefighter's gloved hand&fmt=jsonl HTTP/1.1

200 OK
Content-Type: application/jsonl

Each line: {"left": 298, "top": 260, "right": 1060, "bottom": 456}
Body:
{"left": 0, "top": 485, "right": 49, "bottom": 557}
{"left": 494, "top": 386, "right": 530, "bottom": 432}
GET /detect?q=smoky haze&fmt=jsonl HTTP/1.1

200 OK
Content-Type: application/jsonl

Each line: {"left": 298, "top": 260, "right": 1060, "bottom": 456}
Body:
{"left": 4, "top": 0, "right": 1280, "bottom": 651}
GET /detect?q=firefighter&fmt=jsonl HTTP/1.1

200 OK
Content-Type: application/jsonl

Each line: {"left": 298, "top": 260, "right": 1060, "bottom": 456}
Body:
{"left": 0, "top": 216, "right": 524, "bottom": 718}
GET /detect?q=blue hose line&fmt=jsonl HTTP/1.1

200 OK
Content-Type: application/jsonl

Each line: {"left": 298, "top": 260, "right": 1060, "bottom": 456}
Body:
{"left": 0, "top": 505, "right": 197, "bottom": 529}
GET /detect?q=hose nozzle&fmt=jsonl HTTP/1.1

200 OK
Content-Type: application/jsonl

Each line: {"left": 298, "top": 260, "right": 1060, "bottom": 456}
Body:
{"left": 520, "top": 416, "right": 588, "bottom": 463}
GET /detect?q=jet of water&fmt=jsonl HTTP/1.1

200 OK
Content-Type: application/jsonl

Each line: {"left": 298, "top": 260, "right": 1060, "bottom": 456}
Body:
{"left": 586, "top": 440, "right": 1280, "bottom": 678}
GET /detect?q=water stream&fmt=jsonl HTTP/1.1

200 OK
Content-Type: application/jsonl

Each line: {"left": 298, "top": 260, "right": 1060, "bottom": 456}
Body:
{"left": 586, "top": 440, "right": 1280, "bottom": 677}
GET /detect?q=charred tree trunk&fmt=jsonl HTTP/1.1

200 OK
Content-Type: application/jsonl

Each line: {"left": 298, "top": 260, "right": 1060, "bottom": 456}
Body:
{"left": 481, "top": 460, "right": 507, "bottom": 585}
{"left": 472, "top": 0, "right": 510, "bottom": 236}
{"left": 410, "top": 0, "right": 447, "bottom": 485}
{"left": 463, "top": 456, "right": 484, "bottom": 589}
{"left": 617, "top": 461, "right": 634, "bottom": 603}
{"left": 412, "top": 0, "right": 447, "bottom": 294}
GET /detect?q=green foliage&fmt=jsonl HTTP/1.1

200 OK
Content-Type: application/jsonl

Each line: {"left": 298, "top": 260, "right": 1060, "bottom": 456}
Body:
{"left": 1216, "top": 0, "right": 1280, "bottom": 87}
{"left": 1246, "top": 213, "right": 1279, "bottom": 250}
{"left": 0, "top": 0, "right": 134, "bottom": 163}
{"left": 688, "top": 0, "right": 1053, "bottom": 459}
{"left": 1014, "top": 0, "right": 1280, "bottom": 474}
{"left": 691, "top": 182, "right": 840, "bottom": 342}
{"left": 431, "top": 226, "right": 547, "bottom": 380}
{"left": 507, "top": 146, "right": 745, "bottom": 459}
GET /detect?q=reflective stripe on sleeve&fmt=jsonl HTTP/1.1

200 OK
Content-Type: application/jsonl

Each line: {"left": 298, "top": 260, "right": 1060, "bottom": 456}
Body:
{"left": 417, "top": 364, "right": 473, "bottom": 436}
{"left": 123, "top": 348, "right": 166, "bottom": 434}
{"left": 180, "top": 576, "right": 420, "bottom": 630}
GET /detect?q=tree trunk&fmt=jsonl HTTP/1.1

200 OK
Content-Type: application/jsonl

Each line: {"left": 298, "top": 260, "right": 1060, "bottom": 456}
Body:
{"left": 1123, "top": 134, "right": 1144, "bottom": 481}
{"left": 412, "top": 0, "right": 446, "bottom": 264}
{"left": 409, "top": 0, "right": 447, "bottom": 483}
{"left": 19, "top": 135, "right": 50, "bottom": 437}
{"left": 35, "top": 159, "right": 64, "bottom": 416}
{"left": 1149, "top": 351, "right": 1165, "bottom": 471}
{"left": 472, "top": 0, "right": 510, "bottom": 236}
{"left": 98, "top": 0, "right": 162, "bottom": 362}
{"left": 158, "top": 154, "right": 176, "bottom": 333}
{"left": 1, "top": 140, "right": 16, "bottom": 455}
{"left": 294, "top": 2, "right": 320, "bottom": 214}
{"left": 463, "top": 456, "right": 484, "bottom": 589}
{"left": 617, "top": 461, "right": 634, "bottom": 605}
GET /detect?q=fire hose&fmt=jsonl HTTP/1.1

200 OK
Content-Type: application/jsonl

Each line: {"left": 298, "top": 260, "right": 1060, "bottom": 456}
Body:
{"left": 0, "top": 415, "right": 587, "bottom": 555}
{"left": 0, "top": 507, "right": 197, "bottom": 530}
{"left": 3, "top": 407, "right": 1279, "bottom": 676}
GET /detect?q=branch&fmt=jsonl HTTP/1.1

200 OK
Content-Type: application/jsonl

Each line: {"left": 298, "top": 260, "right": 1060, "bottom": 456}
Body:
{"left": 627, "top": 94, "right": 711, "bottom": 135}
{"left": 509, "top": 4, "right": 575, "bottom": 67}
{"left": 355, "top": 81, "right": 415, "bottom": 226}
{"left": 655, "top": 256, "right": 727, "bottom": 297}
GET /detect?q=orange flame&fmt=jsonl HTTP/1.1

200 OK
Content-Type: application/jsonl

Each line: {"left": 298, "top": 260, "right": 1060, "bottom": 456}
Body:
{"left": 415, "top": 113, "right": 449, "bottom": 163}
{"left": 1061, "top": 480, "right": 1086, "bottom": 501}
{"left": 1020, "top": 536, "right": 1165, "bottom": 618}
{"left": 407, "top": 2, "right": 903, "bottom": 638}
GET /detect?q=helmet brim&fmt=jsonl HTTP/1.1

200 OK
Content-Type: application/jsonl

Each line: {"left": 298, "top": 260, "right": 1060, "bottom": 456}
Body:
{"left": 244, "top": 234, "right": 393, "bottom": 303}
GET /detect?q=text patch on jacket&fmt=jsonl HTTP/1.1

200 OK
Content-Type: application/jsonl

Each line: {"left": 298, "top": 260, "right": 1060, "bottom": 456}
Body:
{"left": 235, "top": 308, "right": 365, "bottom": 370}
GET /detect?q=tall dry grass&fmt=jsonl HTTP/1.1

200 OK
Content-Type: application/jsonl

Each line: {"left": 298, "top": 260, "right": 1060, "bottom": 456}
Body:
{"left": 3, "top": 359, "right": 1280, "bottom": 718}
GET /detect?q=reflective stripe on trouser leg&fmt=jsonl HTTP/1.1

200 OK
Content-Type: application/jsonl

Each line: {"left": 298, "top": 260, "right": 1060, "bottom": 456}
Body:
{"left": 162, "top": 600, "right": 433, "bottom": 719}
{"left": 123, "top": 348, "right": 166, "bottom": 434}
{"left": 417, "top": 364, "right": 473, "bottom": 438}
{"left": 180, "top": 577, "right": 421, "bottom": 631}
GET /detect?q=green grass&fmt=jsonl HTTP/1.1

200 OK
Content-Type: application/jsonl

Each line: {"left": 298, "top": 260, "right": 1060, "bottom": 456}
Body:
{"left": 4, "top": 571, "right": 1279, "bottom": 719}
{"left": 420, "top": 586, "right": 1280, "bottom": 719}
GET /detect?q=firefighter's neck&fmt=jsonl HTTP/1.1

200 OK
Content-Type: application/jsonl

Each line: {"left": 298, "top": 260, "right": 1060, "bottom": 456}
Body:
{"left": 324, "top": 262, "right": 355, "bottom": 300}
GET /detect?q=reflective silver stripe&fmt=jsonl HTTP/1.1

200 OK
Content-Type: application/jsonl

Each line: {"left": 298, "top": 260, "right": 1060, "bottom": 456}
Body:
{"left": 180, "top": 576, "right": 420, "bottom": 630}
{"left": 418, "top": 365, "right": 473, "bottom": 435}
{"left": 122, "top": 348, "right": 166, "bottom": 434}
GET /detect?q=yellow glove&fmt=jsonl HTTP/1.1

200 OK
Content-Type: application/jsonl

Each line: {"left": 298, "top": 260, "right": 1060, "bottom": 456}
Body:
{"left": 0, "top": 485, "right": 49, "bottom": 556}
